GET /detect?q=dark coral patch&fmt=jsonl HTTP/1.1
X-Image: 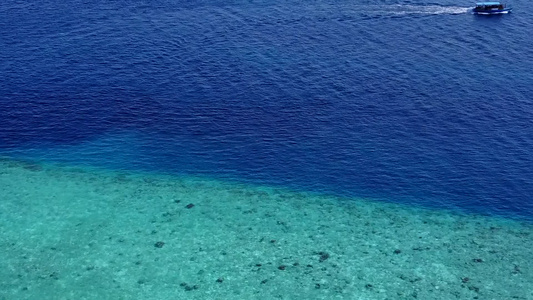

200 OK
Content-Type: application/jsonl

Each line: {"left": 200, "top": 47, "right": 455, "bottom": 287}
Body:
{"left": 318, "top": 251, "right": 330, "bottom": 262}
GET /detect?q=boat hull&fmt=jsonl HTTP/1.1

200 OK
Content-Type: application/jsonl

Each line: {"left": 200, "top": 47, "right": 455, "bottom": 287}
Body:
{"left": 472, "top": 8, "right": 511, "bottom": 14}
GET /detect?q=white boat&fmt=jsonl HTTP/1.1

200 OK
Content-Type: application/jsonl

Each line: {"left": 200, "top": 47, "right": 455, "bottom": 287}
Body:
{"left": 472, "top": 2, "right": 512, "bottom": 14}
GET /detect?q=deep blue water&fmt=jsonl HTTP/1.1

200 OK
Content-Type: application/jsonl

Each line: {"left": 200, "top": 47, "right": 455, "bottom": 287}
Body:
{"left": 1, "top": 0, "right": 533, "bottom": 220}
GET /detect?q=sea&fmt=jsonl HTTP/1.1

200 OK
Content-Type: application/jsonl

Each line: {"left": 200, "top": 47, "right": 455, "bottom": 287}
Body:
{"left": 1, "top": 0, "right": 532, "bottom": 299}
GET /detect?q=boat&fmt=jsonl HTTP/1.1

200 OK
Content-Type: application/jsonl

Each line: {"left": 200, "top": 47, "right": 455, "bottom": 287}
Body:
{"left": 472, "top": 2, "right": 512, "bottom": 14}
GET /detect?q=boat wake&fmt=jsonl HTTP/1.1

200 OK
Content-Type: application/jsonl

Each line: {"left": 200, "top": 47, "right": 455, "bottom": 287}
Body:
{"left": 397, "top": 5, "right": 469, "bottom": 15}
{"left": 365, "top": 4, "right": 470, "bottom": 16}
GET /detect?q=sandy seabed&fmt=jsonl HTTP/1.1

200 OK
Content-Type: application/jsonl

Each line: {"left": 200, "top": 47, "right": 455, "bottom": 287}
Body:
{"left": 0, "top": 158, "right": 531, "bottom": 300}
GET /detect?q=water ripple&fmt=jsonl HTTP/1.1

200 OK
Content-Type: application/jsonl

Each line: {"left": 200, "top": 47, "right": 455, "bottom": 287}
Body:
{"left": 1, "top": 0, "right": 533, "bottom": 219}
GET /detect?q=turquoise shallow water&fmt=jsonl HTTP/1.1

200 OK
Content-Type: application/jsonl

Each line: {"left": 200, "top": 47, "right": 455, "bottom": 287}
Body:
{"left": 1, "top": 158, "right": 532, "bottom": 299}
